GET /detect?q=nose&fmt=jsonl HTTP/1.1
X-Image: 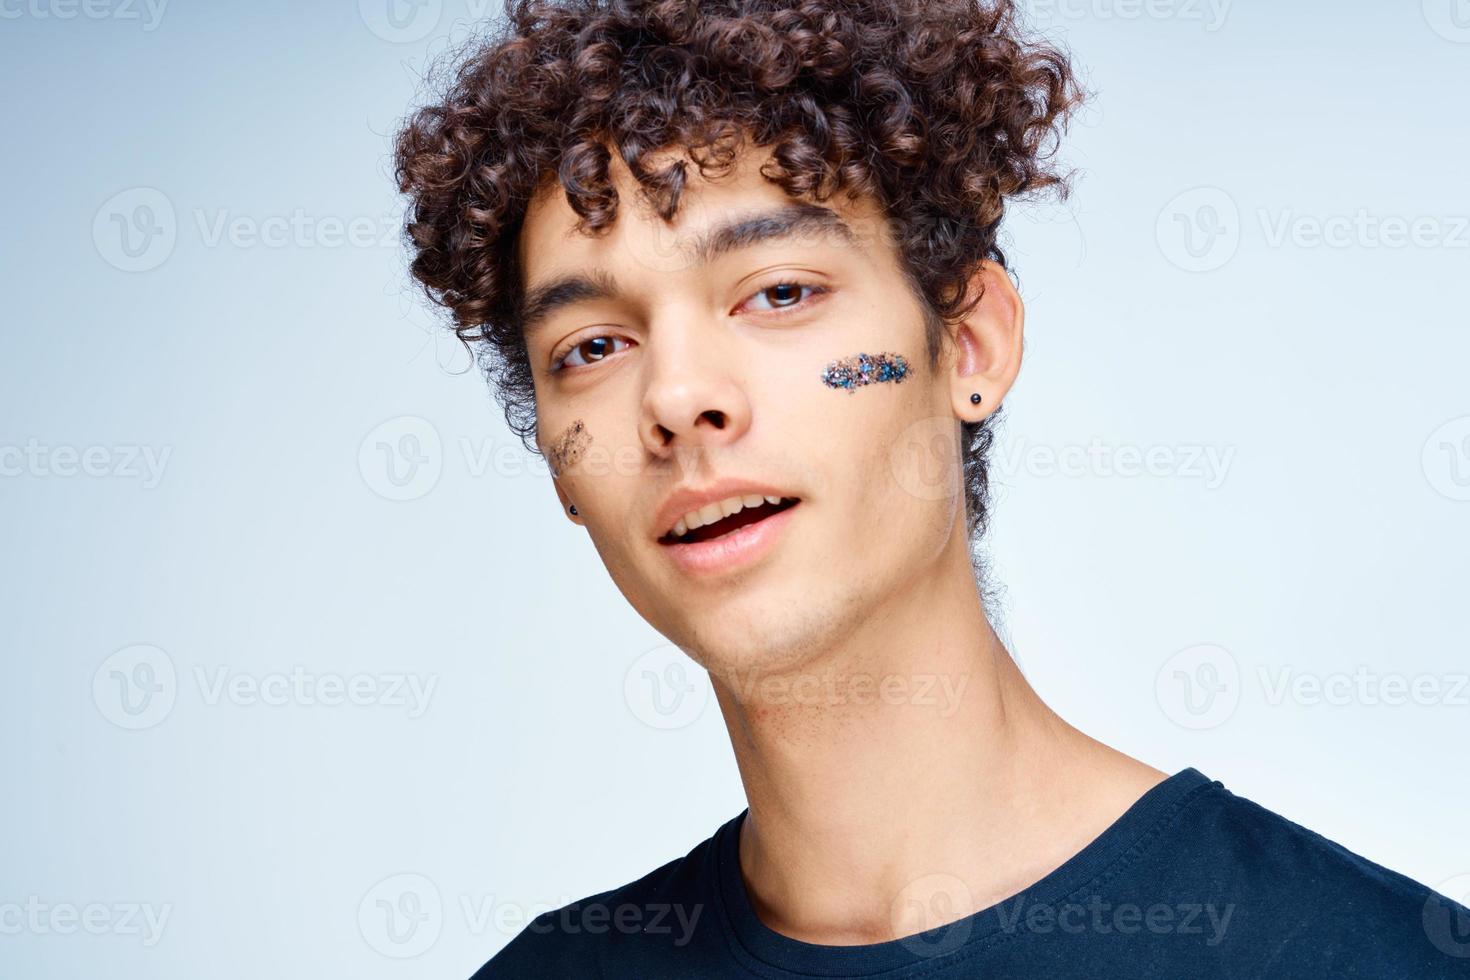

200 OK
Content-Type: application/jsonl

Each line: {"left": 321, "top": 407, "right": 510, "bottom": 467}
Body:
{"left": 638, "top": 312, "right": 752, "bottom": 460}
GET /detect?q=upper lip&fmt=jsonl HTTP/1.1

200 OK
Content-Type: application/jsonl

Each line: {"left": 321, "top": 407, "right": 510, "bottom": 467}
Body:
{"left": 653, "top": 479, "right": 798, "bottom": 541}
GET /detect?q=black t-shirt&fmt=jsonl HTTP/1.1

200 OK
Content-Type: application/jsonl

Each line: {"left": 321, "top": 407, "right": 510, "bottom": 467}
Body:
{"left": 472, "top": 768, "right": 1470, "bottom": 978}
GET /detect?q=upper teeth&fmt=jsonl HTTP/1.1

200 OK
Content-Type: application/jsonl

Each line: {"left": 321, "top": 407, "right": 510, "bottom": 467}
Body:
{"left": 670, "top": 494, "right": 785, "bottom": 538}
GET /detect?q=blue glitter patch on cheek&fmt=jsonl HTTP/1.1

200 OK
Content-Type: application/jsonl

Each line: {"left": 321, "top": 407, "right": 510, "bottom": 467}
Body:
{"left": 820, "top": 351, "right": 913, "bottom": 392}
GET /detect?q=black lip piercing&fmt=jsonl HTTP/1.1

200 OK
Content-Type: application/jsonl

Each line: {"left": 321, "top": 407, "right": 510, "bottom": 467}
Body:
{"left": 970, "top": 392, "right": 982, "bottom": 404}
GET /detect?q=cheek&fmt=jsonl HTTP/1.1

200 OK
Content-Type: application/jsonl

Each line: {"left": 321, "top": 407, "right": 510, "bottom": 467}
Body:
{"left": 545, "top": 418, "right": 592, "bottom": 477}
{"left": 540, "top": 415, "right": 630, "bottom": 522}
{"left": 858, "top": 372, "right": 964, "bottom": 528}
{"left": 795, "top": 349, "right": 946, "bottom": 508}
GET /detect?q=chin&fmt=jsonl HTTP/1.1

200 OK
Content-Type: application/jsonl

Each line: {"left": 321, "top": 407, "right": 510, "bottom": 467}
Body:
{"left": 672, "top": 592, "right": 855, "bottom": 686}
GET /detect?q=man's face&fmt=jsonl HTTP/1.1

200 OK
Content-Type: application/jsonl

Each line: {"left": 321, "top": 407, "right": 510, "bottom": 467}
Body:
{"left": 518, "top": 144, "right": 973, "bottom": 678}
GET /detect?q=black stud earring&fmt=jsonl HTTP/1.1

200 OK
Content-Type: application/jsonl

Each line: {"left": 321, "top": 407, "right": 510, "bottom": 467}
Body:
{"left": 970, "top": 392, "right": 982, "bottom": 405}
{"left": 568, "top": 504, "right": 578, "bottom": 516}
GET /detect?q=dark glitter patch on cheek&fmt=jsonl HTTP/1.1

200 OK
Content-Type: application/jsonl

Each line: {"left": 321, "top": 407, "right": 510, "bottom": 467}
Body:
{"left": 547, "top": 419, "right": 591, "bottom": 476}
{"left": 819, "top": 351, "right": 912, "bottom": 393}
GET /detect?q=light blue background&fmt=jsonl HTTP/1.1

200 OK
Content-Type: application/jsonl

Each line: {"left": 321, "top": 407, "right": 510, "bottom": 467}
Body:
{"left": 2, "top": 2, "right": 1468, "bottom": 977}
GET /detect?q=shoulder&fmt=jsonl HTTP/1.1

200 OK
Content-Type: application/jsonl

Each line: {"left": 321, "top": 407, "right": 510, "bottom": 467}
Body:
{"left": 1167, "top": 773, "right": 1469, "bottom": 976}
{"left": 1176, "top": 775, "right": 1444, "bottom": 909}
{"left": 466, "top": 820, "right": 730, "bottom": 979}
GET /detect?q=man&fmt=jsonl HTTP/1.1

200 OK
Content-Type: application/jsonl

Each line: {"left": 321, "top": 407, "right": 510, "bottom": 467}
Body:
{"left": 392, "top": 0, "right": 1470, "bottom": 975}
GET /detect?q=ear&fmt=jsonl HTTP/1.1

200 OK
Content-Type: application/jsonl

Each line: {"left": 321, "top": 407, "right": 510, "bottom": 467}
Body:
{"left": 945, "top": 259, "right": 1024, "bottom": 422}
{"left": 551, "top": 477, "right": 583, "bottom": 525}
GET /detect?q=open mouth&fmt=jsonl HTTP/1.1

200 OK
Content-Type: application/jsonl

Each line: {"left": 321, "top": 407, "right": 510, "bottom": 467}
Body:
{"left": 658, "top": 497, "right": 800, "bottom": 546}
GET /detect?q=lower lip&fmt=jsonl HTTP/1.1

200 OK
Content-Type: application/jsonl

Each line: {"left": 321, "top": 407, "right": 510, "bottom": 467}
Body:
{"left": 659, "top": 502, "right": 800, "bottom": 578}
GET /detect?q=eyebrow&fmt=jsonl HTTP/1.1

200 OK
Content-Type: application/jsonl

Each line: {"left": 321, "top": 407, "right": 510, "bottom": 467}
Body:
{"left": 518, "top": 202, "right": 858, "bottom": 339}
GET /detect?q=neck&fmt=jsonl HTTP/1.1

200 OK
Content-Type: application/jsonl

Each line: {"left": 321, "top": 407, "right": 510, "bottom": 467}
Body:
{"left": 709, "top": 529, "right": 1167, "bottom": 945}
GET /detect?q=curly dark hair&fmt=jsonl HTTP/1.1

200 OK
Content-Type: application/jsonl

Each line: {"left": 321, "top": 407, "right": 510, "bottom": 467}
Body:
{"left": 392, "top": 0, "right": 1083, "bottom": 551}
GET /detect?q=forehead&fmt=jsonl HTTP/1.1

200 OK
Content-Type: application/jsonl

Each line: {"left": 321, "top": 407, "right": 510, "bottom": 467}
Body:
{"left": 516, "top": 143, "right": 889, "bottom": 286}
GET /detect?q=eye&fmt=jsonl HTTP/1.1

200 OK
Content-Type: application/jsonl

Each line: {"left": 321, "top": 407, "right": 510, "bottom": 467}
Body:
{"left": 552, "top": 334, "right": 630, "bottom": 372}
{"left": 739, "top": 280, "right": 826, "bottom": 315}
